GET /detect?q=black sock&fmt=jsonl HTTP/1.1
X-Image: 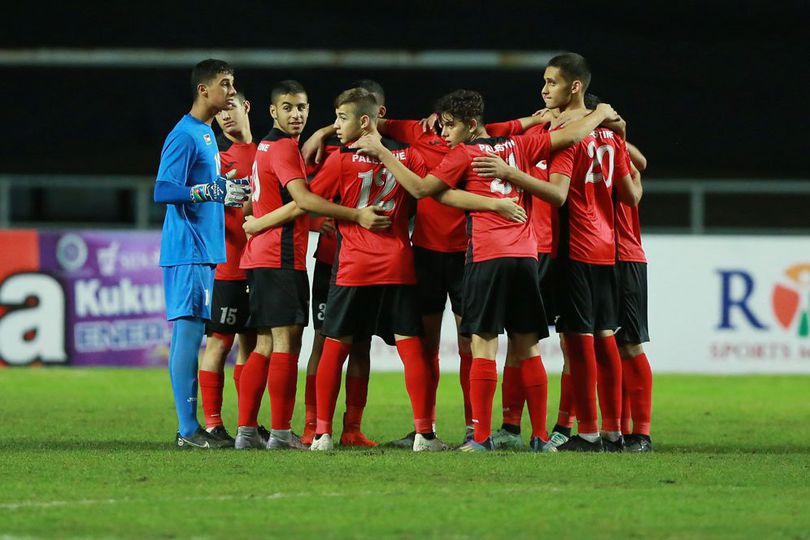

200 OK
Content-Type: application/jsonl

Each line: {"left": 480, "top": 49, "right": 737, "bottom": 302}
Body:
{"left": 552, "top": 424, "right": 572, "bottom": 438}
{"left": 501, "top": 423, "right": 521, "bottom": 435}
{"left": 419, "top": 432, "right": 436, "bottom": 440}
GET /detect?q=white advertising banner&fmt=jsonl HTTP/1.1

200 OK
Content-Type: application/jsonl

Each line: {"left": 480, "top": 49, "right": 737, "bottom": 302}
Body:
{"left": 298, "top": 234, "right": 810, "bottom": 374}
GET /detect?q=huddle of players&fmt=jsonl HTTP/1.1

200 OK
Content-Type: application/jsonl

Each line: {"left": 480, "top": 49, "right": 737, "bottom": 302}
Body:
{"left": 197, "top": 51, "right": 654, "bottom": 453}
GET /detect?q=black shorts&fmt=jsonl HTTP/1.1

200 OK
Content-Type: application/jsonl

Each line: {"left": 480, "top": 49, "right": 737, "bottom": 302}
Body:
{"left": 321, "top": 284, "right": 422, "bottom": 346}
{"left": 205, "top": 279, "right": 251, "bottom": 335}
{"left": 460, "top": 257, "right": 549, "bottom": 338}
{"left": 615, "top": 261, "right": 650, "bottom": 345}
{"left": 247, "top": 268, "right": 309, "bottom": 329}
{"left": 537, "top": 253, "right": 557, "bottom": 324}
{"left": 414, "top": 246, "right": 465, "bottom": 316}
{"left": 554, "top": 259, "right": 618, "bottom": 334}
{"left": 311, "top": 261, "right": 332, "bottom": 330}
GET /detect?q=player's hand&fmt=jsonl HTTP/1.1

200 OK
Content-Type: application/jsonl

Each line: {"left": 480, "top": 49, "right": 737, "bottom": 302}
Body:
{"left": 493, "top": 197, "right": 527, "bottom": 223}
{"left": 319, "top": 217, "right": 336, "bottom": 236}
{"left": 595, "top": 103, "right": 619, "bottom": 122}
{"left": 223, "top": 172, "right": 251, "bottom": 207}
{"left": 242, "top": 215, "right": 259, "bottom": 238}
{"left": 351, "top": 134, "right": 385, "bottom": 160}
{"left": 302, "top": 129, "right": 327, "bottom": 165}
{"left": 554, "top": 108, "right": 589, "bottom": 128}
{"left": 532, "top": 108, "right": 556, "bottom": 125}
{"left": 419, "top": 113, "right": 439, "bottom": 133}
{"left": 356, "top": 205, "right": 392, "bottom": 231}
{"left": 471, "top": 152, "right": 513, "bottom": 179}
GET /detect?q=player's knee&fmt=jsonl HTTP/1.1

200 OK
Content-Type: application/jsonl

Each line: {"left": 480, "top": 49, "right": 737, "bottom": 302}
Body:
{"left": 619, "top": 343, "right": 643, "bottom": 359}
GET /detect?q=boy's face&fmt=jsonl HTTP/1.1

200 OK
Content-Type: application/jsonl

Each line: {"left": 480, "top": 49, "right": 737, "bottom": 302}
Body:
{"left": 542, "top": 66, "right": 572, "bottom": 110}
{"left": 216, "top": 97, "right": 249, "bottom": 135}
{"left": 334, "top": 103, "right": 366, "bottom": 144}
{"left": 270, "top": 93, "right": 309, "bottom": 136}
{"left": 202, "top": 72, "right": 237, "bottom": 112}
{"left": 439, "top": 112, "right": 472, "bottom": 148}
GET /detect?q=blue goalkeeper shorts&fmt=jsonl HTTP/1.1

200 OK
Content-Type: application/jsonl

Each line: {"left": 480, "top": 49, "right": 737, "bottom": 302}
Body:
{"left": 162, "top": 264, "right": 216, "bottom": 321}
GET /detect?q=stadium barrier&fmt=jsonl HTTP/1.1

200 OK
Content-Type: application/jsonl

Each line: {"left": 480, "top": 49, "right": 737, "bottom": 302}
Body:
{"left": 1, "top": 229, "right": 808, "bottom": 373}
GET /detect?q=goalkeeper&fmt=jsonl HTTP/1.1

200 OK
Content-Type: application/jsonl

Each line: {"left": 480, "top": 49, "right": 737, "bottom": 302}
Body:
{"left": 153, "top": 59, "right": 250, "bottom": 449}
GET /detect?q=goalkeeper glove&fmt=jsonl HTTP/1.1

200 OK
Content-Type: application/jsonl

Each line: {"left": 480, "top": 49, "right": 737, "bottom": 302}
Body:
{"left": 190, "top": 170, "right": 251, "bottom": 207}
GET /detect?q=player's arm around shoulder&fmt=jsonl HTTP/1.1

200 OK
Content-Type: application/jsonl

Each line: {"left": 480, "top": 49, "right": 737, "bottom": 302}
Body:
{"left": 351, "top": 135, "right": 446, "bottom": 199}
{"left": 549, "top": 103, "right": 618, "bottom": 151}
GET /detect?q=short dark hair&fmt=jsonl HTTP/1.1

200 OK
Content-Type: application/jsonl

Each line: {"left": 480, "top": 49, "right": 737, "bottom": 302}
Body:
{"left": 334, "top": 88, "right": 379, "bottom": 119}
{"left": 350, "top": 79, "right": 385, "bottom": 105}
{"left": 270, "top": 80, "right": 307, "bottom": 104}
{"left": 547, "top": 52, "right": 592, "bottom": 92}
{"left": 584, "top": 93, "right": 601, "bottom": 109}
{"left": 191, "top": 59, "right": 234, "bottom": 99}
{"left": 434, "top": 90, "right": 484, "bottom": 124}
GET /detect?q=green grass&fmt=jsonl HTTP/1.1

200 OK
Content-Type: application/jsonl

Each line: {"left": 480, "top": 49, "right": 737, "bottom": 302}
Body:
{"left": 1, "top": 369, "right": 809, "bottom": 539}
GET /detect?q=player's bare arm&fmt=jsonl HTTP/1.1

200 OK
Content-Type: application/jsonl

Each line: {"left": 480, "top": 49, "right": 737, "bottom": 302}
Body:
{"left": 286, "top": 177, "right": 391, "bottom": 231}
{"left": 472, "top": 153, "right": 571, "bottom": 207}
{"left": 242, "top": 200, "right": 306, "bottom": 237}
{"left": 301, "top": 125, "right": 337, "bottom": 165}
{"left": 615, "top": 165, "right": 643, "bottom": 206}
{"left": 352, "top": 135, "right": 446, "bottom": 199}
{"left": 434, "top": 190, "right": 527, "bottom": 222}
{"left": 627, "top": 141, "right": 648, "bottom": 172}
{"left": 548, "top": 103, "right": 618, "bottom": 151}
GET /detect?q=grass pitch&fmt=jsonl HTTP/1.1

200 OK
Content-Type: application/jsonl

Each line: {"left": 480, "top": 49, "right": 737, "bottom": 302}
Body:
{"left": 0, "top": 368, "right": 808, "bottom": 539}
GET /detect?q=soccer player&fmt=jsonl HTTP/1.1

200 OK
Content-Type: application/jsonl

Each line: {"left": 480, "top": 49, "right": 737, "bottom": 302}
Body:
{"left": 615, "top": 141, "right": 654, "bottom": 452}
{"left": 153, "top": 59, "right": 250, "bottom": 449}
{"left": 475, "top": 53, "right": 642, "bottom": 452}
{"left": 197, "top": 92, "right": 258, "bottom": 445}
{"left": 353, "top": 89, "right": 618, "bottom": 451}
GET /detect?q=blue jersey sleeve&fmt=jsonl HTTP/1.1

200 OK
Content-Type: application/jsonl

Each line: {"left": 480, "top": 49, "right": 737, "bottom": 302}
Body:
{"left": 157, "top": 130, "right": 195, "bottom": 186}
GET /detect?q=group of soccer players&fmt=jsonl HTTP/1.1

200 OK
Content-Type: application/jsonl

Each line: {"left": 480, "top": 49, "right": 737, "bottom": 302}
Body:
{"left": 155, "top": 52, "right": 654, "bottom": 453}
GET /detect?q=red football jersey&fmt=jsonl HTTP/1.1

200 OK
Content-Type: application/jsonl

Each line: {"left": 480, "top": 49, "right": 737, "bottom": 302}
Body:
{"left": 307, "top": 136, "right": 342, "bottom": 265}
{"left": 240, "top": 128, "right": 309, "bottom": 271}
{"left": 383, "top": 119, "right": 523, "bottom": 253}
{"left": 309, "top": 138, "right": 428, "bottom": 286}
{"left": 523, "top": 124, "right": 555, "bottom": 255}
{"left": 430, "top": 131, "right": 552, "bottom": 263}
{"left": 215, "top": 136, "right": 256, "bottom": 280}
{"left": 550, "top": 127, "right": 631, "bottom": 265}
{"left": 615, "top": 153, "right": 646, "bottom": 262}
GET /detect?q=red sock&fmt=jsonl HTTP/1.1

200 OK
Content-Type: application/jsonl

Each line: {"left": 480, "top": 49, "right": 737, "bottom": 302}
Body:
{"left": 344, "top": 374, "right": 369, "bottom": 430}
{"left": 621, "top": 372, "right": 632, "bottom": 435}
{"left": 470, "top": 358, "right": 498, "bottom": 443}
{"left": 396, "top": 337, "right": 434, "bottom": 433}
{"left": 199, "top": 369, "right": 224, "bottom": 429}
{"left": 233, "top": 364, "right": 244, "bottom": 401}
{"left": 304, "top": 374, "right": 317, "bottom": 426}
{"left": 267, "top": 352, "right": 298, "bottom": 430}
{"left": 595, "top": 335, "right": 623, "bottom": 433}
{"left": 625, "top": 353, "right": 653, "bottom": 435}
{"left": 315, "top": 340, "right": 351, "bottom": 435}
{"left": 564, "top": 334, "right": 598, "bottom": 434}
{"left": 459, "top": 353, "right": 473, "bottom": 426}
{"left": 520, "top": 356, "right": 548, "bottom": 440}
{"left": 237, "top": 352, "right": 270, "bottom": 427}
{"left": 501, "top": 365, "right": 524, "bottom": 426}
{"left": 428, "top": 349, "right": 440, "bottom": 426}
{"left": 557, "top": 371, "right": 575, "bottom": 428}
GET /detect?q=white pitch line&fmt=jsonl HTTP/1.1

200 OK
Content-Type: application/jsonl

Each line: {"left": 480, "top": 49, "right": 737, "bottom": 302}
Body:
{"left": 0, "top": 485, "right": 548, "bottom": 511}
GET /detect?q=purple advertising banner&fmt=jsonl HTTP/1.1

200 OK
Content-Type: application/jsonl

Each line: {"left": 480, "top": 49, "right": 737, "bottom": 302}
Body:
{"left": 38, "top": 230, "right": 170, "bottom": 366}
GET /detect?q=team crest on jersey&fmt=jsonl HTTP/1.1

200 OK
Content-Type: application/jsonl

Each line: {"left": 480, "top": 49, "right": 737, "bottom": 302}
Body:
{"left": 203, "top": 134, "right": 213, "bottom": 145}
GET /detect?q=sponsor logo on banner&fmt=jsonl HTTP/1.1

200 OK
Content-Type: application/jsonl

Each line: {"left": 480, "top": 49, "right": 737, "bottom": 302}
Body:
{"left": 0, "top": 230, "right": 171, "bottom": 367}
{"left": 712, "top": 261, "right": 810, "bottom": 367}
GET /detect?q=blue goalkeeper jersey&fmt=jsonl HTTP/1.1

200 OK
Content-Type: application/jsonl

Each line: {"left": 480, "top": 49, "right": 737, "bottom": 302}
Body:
{"left": 156, "top": 114, "right": 225, "bottom": 266}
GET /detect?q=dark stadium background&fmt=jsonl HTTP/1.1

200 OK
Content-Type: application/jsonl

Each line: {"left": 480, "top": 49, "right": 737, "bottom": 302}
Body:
{"left": 3, "top": 1, "right": 807, "bottom": 228}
